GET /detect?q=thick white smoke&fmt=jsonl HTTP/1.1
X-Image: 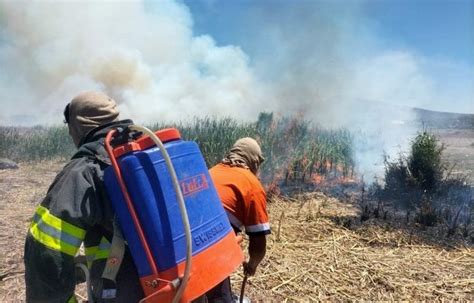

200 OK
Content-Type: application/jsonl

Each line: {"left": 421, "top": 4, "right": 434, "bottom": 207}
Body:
{"left": 0, "top": 1, "right": 470, "bottom": 180}
{"left": 0, "top": 1, "right": 266, "bottom": 125}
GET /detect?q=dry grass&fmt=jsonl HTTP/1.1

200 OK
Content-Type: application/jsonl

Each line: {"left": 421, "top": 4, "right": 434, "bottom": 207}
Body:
{"left": 236, "top": 195, "right": 473, "bottom": 301}
{"left": 1, "top": 161, "right": 472, "bottom": 302}
{"left": 0, "top": 161, "right": 65, "bottom": 302}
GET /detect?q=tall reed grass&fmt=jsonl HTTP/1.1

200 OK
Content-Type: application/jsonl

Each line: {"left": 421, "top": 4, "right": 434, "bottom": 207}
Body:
{"left": 0, "top": 126, "right": 75, "bottom": 161}
{"left": 0, "top": 114, "right": 354, "bottom": 186}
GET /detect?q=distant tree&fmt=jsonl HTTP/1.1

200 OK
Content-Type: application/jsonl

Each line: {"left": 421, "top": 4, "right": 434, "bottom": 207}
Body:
{"left": 381, "top": 131, "right": 471, "bottom": 229}
{"left": 408, "top": 132, "right": 445, "bottom": 193}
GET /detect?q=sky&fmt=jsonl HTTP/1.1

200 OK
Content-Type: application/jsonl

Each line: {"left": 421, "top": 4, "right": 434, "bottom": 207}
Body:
{"left": 0, "top": 0, "right": 472, "bottom": 128}
{"left": 0, "top": 0, "right": 471, "bottom": 178}
{"left": 185, "top": 0, "right": 473, "bottom": 67}
{"left": 365, "top": 0, "right": 473, "bottom": 64}
{"left": 185, "top": 0, "right": 474, "bottom": 113}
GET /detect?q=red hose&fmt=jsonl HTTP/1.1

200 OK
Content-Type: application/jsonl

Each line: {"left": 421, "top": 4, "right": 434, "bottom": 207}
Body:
{"left": 104, "top": 130, "right": 158, "bottom": 275}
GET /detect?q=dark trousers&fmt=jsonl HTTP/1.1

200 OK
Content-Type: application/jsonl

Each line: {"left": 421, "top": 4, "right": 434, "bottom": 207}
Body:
{"left": 204, "top": 277, "right": 233, "bottom": 303}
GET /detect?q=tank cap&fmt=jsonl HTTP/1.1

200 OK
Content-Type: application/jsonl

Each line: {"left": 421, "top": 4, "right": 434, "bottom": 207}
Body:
{"left": 113, "top": 128, "right": 181, "bottom": 158}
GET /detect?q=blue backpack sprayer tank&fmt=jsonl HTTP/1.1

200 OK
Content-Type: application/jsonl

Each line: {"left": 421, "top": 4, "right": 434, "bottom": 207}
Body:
{"left": 102, "top": 125, "right": 244, "bottom": 302}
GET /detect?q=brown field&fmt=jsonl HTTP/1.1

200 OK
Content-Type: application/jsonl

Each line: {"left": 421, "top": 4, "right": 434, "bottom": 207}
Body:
{"left": 1, "top": 158, "right": 472, "bottom": 302}
{"left": 434, "top": 128, "right": 474, "bottom": 185}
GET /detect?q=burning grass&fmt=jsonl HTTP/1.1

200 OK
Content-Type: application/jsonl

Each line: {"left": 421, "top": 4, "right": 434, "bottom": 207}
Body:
{"left": 1, "top": 161, "right": 472, "bottom": 302}
{"left": 0, "top": 114, "right": 355, "bottom": 190}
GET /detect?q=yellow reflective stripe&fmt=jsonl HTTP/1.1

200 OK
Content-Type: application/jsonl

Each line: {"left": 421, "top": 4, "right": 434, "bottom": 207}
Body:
{"left": 84, "top": 237, "right": 111, "bottom": 264}
{"left": 96, "top": 237, "right": 111, "bottom": 259}
{"left": 67, "top": 295, "right": 78, "bottom": 303}
{"left": 95, "top": 249, "right": 110, "bottom": 260}
{"left": 29, "top": 224, "right": 79, "bottom": 256}
{"left": 36, "top": 206, "right": 86, "bottom": 239}
{"left": 85, "top": 245, "right": 99, "bottom": 267}
{"left": 85, "top": 246, "right": 99, "bottom": 256}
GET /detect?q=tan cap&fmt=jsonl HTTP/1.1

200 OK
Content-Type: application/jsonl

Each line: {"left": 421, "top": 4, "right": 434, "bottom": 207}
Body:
{"left": 67, "top": 91, "right": 119, "bottom": 146}
{"left": 223, "top": 137, "right": 265, "bottom": 174}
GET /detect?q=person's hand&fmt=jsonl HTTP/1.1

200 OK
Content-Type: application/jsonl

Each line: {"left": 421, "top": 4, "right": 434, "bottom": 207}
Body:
{"left": 242, "top": 260, "right": 258, "bottom": 276}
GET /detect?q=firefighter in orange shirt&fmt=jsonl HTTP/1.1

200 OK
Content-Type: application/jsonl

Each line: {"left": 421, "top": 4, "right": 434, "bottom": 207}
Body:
{"left": 206, "top": 137, "right": 270, "bottom": 302}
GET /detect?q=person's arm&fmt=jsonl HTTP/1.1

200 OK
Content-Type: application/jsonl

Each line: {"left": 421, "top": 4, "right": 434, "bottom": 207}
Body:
{"left": 242, "top": 178, "right": 270, "bottom": 276}
{"left": 243, "top": 234, "right": 267, "bottom": 276}
{"left": 25, "top": 163, "right": 101, "bottom": 302}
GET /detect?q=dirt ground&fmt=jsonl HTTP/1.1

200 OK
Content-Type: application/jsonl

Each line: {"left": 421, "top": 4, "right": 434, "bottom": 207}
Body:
{"left": 434, "top": 128, "right": 474, "bottom": 185}
{"left": 0, "top": 160, "right": 472, "bottom": 302}
{"left": 0, "top": 161, "right": 63, "bottom": 301}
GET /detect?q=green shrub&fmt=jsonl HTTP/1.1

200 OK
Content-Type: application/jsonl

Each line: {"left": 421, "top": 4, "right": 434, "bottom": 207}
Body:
{"left": 408, "top": 132, "right": 445, "bottom": 192}
{"left": 382, "top": 130, "right": 471, "bottom": 230}
{"left": 383, "top": 155, "right": 418, "bottom": 209}
{"left": 383, "top": 132, "right": 447, "bottom": 205}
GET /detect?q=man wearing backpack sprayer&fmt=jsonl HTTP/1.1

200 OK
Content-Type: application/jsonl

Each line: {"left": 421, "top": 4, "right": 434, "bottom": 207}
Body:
{"left": 24, "top": 91, "right": 144, "bottom": 302}
{"left": 207, "top": 138, "right": 271, "bottom": 302}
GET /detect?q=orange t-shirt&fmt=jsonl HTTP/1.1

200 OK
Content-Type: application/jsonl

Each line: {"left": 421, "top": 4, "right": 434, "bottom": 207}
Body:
{"left": 209, "top": 163, "right": 270, "bottom": 235}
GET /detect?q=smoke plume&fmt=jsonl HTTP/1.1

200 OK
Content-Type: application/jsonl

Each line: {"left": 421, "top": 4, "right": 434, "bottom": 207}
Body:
{"left": 0, "top": 1, "right": 265, "bottom": 125}
{"left": 1, "top": 1, "right": 471, "bottom": 179}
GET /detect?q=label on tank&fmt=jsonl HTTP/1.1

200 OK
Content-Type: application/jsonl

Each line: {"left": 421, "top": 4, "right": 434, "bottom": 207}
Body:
{"left": 179, "top": 173, "right": 209, "bottom": 196}
{"left": 193, "top": 222, "right": 226, "bottom": 248}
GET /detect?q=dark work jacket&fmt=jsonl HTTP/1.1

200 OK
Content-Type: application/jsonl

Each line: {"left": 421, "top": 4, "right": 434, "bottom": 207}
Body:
{"left": 24, "top": 120, "right": 144, "bottom": 303}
